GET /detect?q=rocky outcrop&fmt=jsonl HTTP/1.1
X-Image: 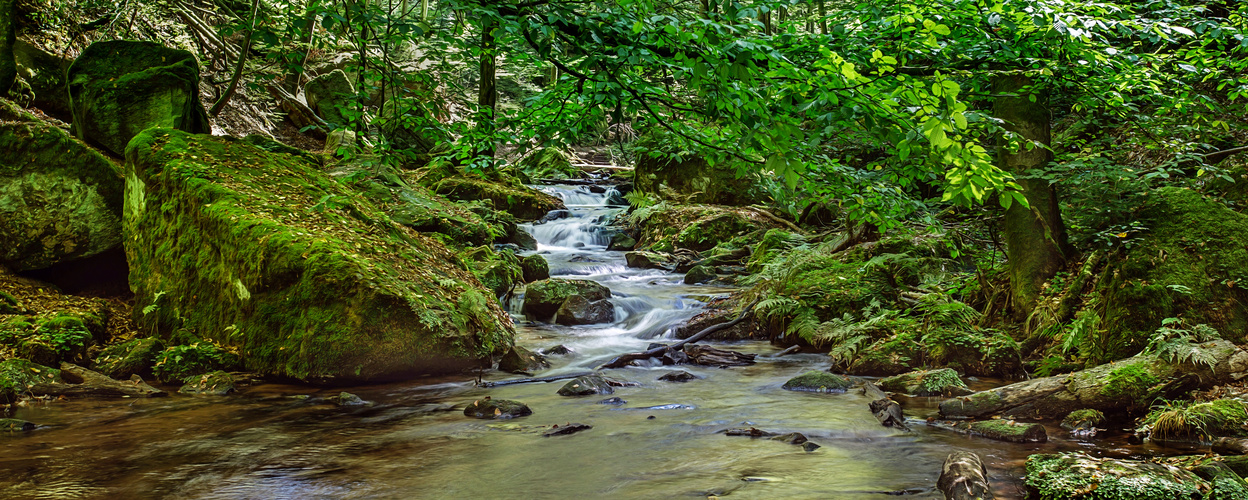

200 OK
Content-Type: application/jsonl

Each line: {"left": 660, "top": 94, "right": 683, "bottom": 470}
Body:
{"left": 13, "top": 40, "right": 71, "bottom": 116}
{"left": 303, "top": 69, "right": 354, "bottom": 128}
{"left": 0, "top": 114, "right": 123, "bottom": 271}
{"left": 94, "top": 337, "right": 164, "bottom": 379}
{"left": 67, "top": 41, "right": 209, "bottom": 156}
{"left": 431, "top": 174, "right": 564, "bottom": 221}
{"left": 633, "top": 129, "right": 764, "bottom": 206}
{"left": 124, "top": 129, "right": 513, "bottom": 382}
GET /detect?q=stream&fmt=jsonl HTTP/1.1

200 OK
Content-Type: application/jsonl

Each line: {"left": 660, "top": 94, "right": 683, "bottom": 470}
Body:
{"left": 0, "top": 185, "right": 1176, "bottom": 499}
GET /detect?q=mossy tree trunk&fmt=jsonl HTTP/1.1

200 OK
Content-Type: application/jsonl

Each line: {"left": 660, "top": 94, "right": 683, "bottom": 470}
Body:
{"left": 994, "top": 73, "right": 1070, "bottom": 318}
{"left": 477, "top": 15, "right": 498, "bottom": 159}
{"left": 0, "top": 0, "right": 15, "bottom": 94}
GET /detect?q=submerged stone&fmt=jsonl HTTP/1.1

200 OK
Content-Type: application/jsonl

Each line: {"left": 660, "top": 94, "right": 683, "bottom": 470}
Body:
{"left": 542, "top": 422, "right": 592, "bottom": 437}
{"left": 0, "top": 418, "right": 36, "bottom": 432}
{"left": 124, "top": 130, "right": 513, "bottom": 382}
{"left": 67, "top": 40, "right": 209, "bottom": 156}
{"left": 463, "top": 398, "right": 532, "bottom": 419}
{"left": 522, "top": 279, "right": 610, "bottom": 320}
{"left": 558, "top": 375, "right": 614, "bottom": 396}
{"left": 178, "top": 370, "right": 235, "bottom": 395}
{"left": 782, "top": 371, "right": 852, "bottom": 393}
{"left": 554, "top": 295, "right": 615, "bottom": 325}
{"left": 658, "top": 370, "right": 700, "bottom": 383}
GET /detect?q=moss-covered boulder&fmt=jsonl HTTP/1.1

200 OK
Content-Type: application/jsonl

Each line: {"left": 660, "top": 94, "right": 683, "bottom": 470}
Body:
{"left": 555, "top": 295, "right": 615, "bottom": 325}
{"left": 683, "top": 264, "right": 716, "bottom": 284}
{"left": 518, "top": 147, "right": 580, "bottom": 180}
{"left": 124, "top": 129, "right": 513, "bottom": 382}
{"left": 966, "top": 419, "right": 1047, "bottom": 443}
{"left": 633, "top": 129, "right": 764, "bottom": 206}
{"left": 522, "top": 278, "right": 610, "bottom": 320}
{"left": 431, "top": 174, "right": 564, "bottom": 221}
{"left": 625, "top": 250, "right": 675, "bottom": 271}
{"left": 0, "top": 313, "right": 96, "bottom": 366}
{"left": 878, "top": 368, "right": 970, "bottom": 397}
{"left": 630, "top": 204, "right": 786, "bottom": 253}
{"left": 178, "top": 370, "right": 235, "bottom": 395}
{"left": 1099, "top": 187, "right": 1248, "bottom": 357}
{"left": 0, "top": 119, "right": 123, "bottom": 271}
{"left": 463, "top": 398, "right": 532, "bottom": 419}
{"left": 497, "top": 345, "right": 549, "bottom": 374}
{"left": 520, "top": 254, "right": 549, "bottom": 283}
{"left": 151, "top": 341, "right": 241, "bottom": 383}
{"left": 782, "top": 371, "right": 852, "bottom": 393}
{"left": 1060, "top": 409, "right": 1105, "bottom": 431}
{"left": 1025, "top": 452, "right": 1207, "bottom": 500}
{"left": 557, "top": 374, "right": 614, "bottom": 396}
{"left": 303, "top": 69, "right": 354, "bottom": 128}
{"left": 0, "top": 358, "right": 62, "bottom": 403}
{"left": 608, "top": 231, "right": 637, "bottom": 251}
{"left": 94, "top": 337, "right": 164, "bottom": 379}
{"left": 67, "top": 41, "right": 209, "bottom": 156}
{"left": 463, "top": 246, "right": 522, "bottom": 298}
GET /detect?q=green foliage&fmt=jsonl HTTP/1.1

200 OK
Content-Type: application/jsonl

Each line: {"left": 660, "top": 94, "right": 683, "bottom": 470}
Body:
{"left": 1141, "top": 399, "right": 1248, "bottom": 441}
{"left": 1141, "top": 318, "right": 1223, "bottom": 370}
{"left": 152, "top": 342, "right": 242, "bottom": 383}
{"left": 1101, "top": 362, "right": 1162, "bottom": 403}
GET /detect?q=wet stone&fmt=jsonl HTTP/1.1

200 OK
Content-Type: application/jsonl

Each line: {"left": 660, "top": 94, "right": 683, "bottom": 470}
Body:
{"left": 598, "top": 397, "right": 627, "bottom": 405}
{"left": 542, "top": 423, "right": 592, "bottom": 437}
{"left": 540, "top": 345, "right": 572, "bottom": 356}
{"left": 335, "top": 392, "right": 368, "bottom": 406}
{"left": 463, "top": 398, "right": 533, "bottom": 419}
{"left": 557, "top": 375, "right": 614, "bottom": 396}
{"left": 658, "top": 370, "right": 700, "bottom": 383}
{"left": 771, "top": 432, "right": 809, "bottom": 445}
{"left": 802, "top": 442, "right": 821, "bottom": 452}
{"left": 723, "top": 427, "right": 778, "bottom": 437}
{"left": 0, "top": 419, "right": 36, "bottom": 432}
{"left": 782, "top": 371, "right": 852, "bottom": 393}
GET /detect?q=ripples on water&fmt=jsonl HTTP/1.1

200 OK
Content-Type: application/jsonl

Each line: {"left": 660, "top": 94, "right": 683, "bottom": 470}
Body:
{"left": 0, "top": 184, "right": 1113, "bottom": 499}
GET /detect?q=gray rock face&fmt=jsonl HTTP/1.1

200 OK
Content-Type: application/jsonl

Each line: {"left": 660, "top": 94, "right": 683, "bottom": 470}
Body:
{"left": 0, "top": 118, "right": 123, "bottom": 271}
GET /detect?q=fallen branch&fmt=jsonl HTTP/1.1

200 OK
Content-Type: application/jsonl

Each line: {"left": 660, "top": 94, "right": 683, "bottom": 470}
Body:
{"left": 863, "top": 381, "right": 909, "bottom": 431}
{"left": 765, "top": 345, "right": 800, "bottom": 357}
{"left": 598, "top": 300, "right": 758, "bottom": 369}
{"left": 477, "top": 370, "right": 596, "bottom": 388}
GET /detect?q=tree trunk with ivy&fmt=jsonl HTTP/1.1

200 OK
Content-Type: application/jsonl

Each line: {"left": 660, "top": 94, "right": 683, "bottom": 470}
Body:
{"left": 477, "top": 16, "right": 498, "bottom": 158}
{"left": 0, "top": 0, "right": 15, "bottom": 94}
{"left": 995, "top": 73, "right": 1070, "bottom": 318}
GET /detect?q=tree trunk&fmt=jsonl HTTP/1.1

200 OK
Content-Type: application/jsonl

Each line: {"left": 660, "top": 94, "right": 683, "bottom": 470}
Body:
{"left": 939, "top": 340, "right": 1248, "bottom": 420}
{"left": 994, "top": 73, "right": 1069, "bottom": 318}
{"left": 477, "top": 16, "right": 498, "bottom": 158}
{"left": 818, "top": 0, "right": 827, "bottom": 34}
{"left": 937, "top": 452, "right": 995, "bottom": 500}
{"left": 0, "top": 0, "right": 15, "bottom": 94}
{"left": 210, "top": 0, "right": 261, "bottom": 116}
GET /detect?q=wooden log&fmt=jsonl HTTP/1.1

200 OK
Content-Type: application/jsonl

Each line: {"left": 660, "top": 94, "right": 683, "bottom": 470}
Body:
{"left": 863, "top": 381, "right": 909, "bottom": 431}
{"left": 477, "top": 370, "right": 596, "bottom": 388}
{"left": 1213, "top": 437, "right": 1248, "bottom": 455}
{"left": 937, "top": 451, "right": 994, "bottom": 500}
{"left": 940, "top": 340, "right": 1248, "bottom": 420}
{"left": 28, "top": 363, "right": 166, "bottom": 398}
{"left": 598, "top": 300, "right": 757, "bottom": 369}
{"left": 926, "top": 418, "right": 1047, "bottom": 443}
{"left": 685, "top": 345, "right": 756, "bottom": 367}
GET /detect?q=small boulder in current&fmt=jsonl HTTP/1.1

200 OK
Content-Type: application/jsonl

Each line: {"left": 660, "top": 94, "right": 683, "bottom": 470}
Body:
{"left": 0, "top": 418, "right": 36, "bottom": 432}
{"left": 522, "top": 279, "right": 610, "bottom": 320}
{"left": 463, "top": 398, "right": 533, "bottom": 419}
{"left": 542, "top": 423, "right": 592, "bottom": 437}
{"left": 554, "top": 295, "right": 615, "bottom": 325}
{"left": 683, "top": 264, "right": 716, "bottom": 285}
{"left": 178, "top": 370, "right": 235, "bottom": 395}
{"left": 782, "top": 371, "right": 852, "bottom": 393}
{"left": 658, "top": 370, "right": 700, "bottom": 383}
{"left": 497, "top": 346, "right": 550, "bottom": 374}
{"left": 558, "top": 375, "right": 614, "bottom": 396}
{"left": 520, "top": 254, "right": 549, "bottom": 282}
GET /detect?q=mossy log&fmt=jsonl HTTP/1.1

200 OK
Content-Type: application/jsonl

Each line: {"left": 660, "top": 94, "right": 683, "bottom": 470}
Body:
{"left": 926, "top": 418, "right": 1047, "bottom": 443}
{"left": 939, "top": 340, "right": 1248, "bottom": 420}
{"left": 863, "top": 381, "right": 908, "bottom": 430}
{"left": 937, "top": 451, "right": 994, "bottom": 500}
{"left": 30, "top": 363, "right": 165, "bottom": 398}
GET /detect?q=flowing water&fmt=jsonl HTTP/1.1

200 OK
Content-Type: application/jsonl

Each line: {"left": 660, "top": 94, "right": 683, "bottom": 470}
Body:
{"left": 0, "top": 185, "right": 1171, "bottom": 499}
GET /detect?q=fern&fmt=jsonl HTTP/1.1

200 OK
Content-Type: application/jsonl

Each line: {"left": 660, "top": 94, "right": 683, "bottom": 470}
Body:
{"left": 626, "top": 200, "right": 669, "bottom": 225}
{"left": 1141, "top": 319, "right": 1223, "bottom": 370}
{"left": 755, "top": 296, "right": 801, "bottom": 321}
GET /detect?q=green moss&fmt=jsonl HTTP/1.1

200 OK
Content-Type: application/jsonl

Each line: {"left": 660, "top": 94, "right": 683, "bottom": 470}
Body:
{"left": 747, "top": 229, "right": 807, "bottom": 273}
{"left": 781, "top": 371, "right": 852, "bottom": 393}
{"left": 152, "top": 342, "right": 241, "bottom": 383}
{"left": 1101, "top": 362, "right": 1161, "bottom": 403}
{"left": 1025, "top": 452, "right": 1206, "bottom": 500}
{"left": 1098, "top": 188, "right": 1248, "bottom": 359}
{"left": 430, "top": 174, "right": 564, "bottom": 221}
{"left": 95, "top": 337, "right": 164, "bottom": 379}
{"left": 1061, "top": 409, "right": 1106, "bottom": 430}
{"left": 463, "top": 246, "right": 523, "bottom": 298}
{"left": 0, "top": 358, "right": 61, "bottom": 403}
{"left": 123, "top": 129, "right": 514, "bottom": 382}
{"left": 0, "top": 291, "right": 18, "bottom": 314}
{"left": 1141, "top": 399, "right": 1248, "bottom": 440}
{"left": 879, "top": 368, "right": 967, "bottom": 396}
{"left": 633, "top": 129, "right": 765, "bottom": 206}
{"left": 0, "top": 312, "right": 93, "bottom": 366}
{"left": 177, "top": 370, "right": 235, "bottom": 395}
{"left": 520, "top": 254, "right": 549, "bottom": 283}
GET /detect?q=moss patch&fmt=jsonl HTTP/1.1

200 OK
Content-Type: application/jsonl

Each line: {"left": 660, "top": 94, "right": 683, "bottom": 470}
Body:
{"left": 1141, "top": 399, "right": 1248, "bottom": 441}
{"left": 0, "top": 358, "right": 61, "bottom": 403}
{"left": 124, "top": 129, "right": 513, "bottom": 382}
{"left": 430, "top": 173, "right": 563, "bottom": 221}
{"left": 879, "top": 368, "right": 968, "bottom": 396}
{"left": 1025, "top": 452, "right": 1206, "bottom": 500}
{"left": 781, "top": 371, "right": 852, "bottom": 393}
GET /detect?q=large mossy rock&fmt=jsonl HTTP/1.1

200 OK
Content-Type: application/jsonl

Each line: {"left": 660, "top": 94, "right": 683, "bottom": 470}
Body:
{"left": 633, "top": 130, "right": 764, "bottom": 206}
{"left": 521, "top": 278, "right": 610, "bottom": 320}
{"left": 518, "top": 147, "right": 580, "bottom": 180}
{"left": 1025, "top": 452, "right": 1207, "bottom": 500}
{"left": 303, "top": 69, "right": 354, "bottom": 128}
{"left": 94, "top": 337, "right": 164, "bottom": 379}
{"left": 1098, "top": 187, "right": 1248, "bottom": 357}
{"left": 0, "top": 312, "right": 97, "bottom": 366}
{"left": 633, "top": 205, "right": 779, "bottom": 252}
{"left": 67, "top": 41, "right": 209, "bottom": 156}
{"left": 878, "top": 368, "right": 970, "bottom": 397}
{"left": 781, "top": 371, "right": 852, "bottom": 393}
{"left": 123, "top": 129, "right": 513, "bottom": 382}
{"left": 431, "top": 174, "right": 564, "bottom": 221}
{"left": 939, "top": 340, "right": 1248, "bottom": 420}
{"left": 462, "top": 245, "right": 522, "bottom": 298}
{"left": 0, "top": 118, "right": 123, "bottom": 271}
